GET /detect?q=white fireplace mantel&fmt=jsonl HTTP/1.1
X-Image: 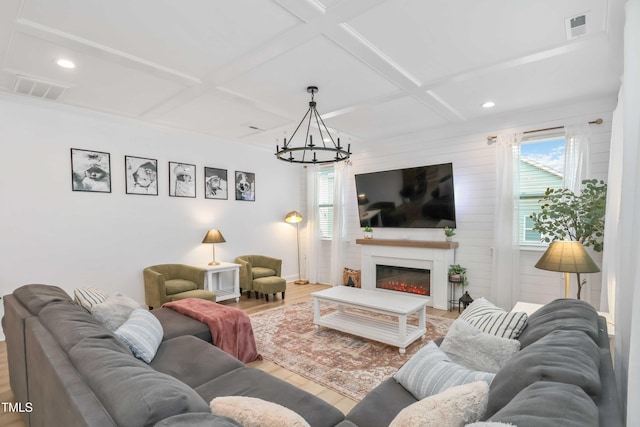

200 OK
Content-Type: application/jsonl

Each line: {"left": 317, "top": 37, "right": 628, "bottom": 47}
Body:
{"left": 355, "top": 239, "right": 458, "bottom": 310}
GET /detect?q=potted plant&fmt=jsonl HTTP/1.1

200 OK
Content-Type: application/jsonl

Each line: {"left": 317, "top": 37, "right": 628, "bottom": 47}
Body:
{"left": 448, "top": 264, "right": 467, "bottom": 283}
{"left": 364, "top": 226, "right": 373, "bottom": 239}
{"left": 444, "top": 227, "right": 456, "bottom": 241}
{"left": 529, "top": 179, "right": 607, "bottom": 299}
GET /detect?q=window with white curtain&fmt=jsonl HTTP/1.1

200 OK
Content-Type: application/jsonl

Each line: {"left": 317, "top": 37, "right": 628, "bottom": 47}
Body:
{"left": 519, "top": 136, "right": 565, "bottom": 245}
{"left": 318, "top": 167, "right": 334, "bottom": 239}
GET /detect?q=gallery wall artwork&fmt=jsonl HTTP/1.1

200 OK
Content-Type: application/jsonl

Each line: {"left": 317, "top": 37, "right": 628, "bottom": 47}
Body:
{"left": 169, "top": 161, "right": 196, "bottom": 198}
{"left": 235, "top": 171, "right": 255, "bottom": 201}
{"left": 204, "top": 167, "right": 228, "bottom": 200}
{"left": 70, "top": 148, "right": 111, "bottom": 193}
{"left": 125, "top": 156, "right": 158, "bottom": 195}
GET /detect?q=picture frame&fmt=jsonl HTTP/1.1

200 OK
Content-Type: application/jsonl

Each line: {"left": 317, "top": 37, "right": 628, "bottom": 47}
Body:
{"left": 235, "top": 170, "right": 255, "bottom": 201}
{"left": 70, "top": 148, "right": 111, "bottom": 193}
{"left": 204, "top": 167, "right": 228, "bottom": 200}
{"left": 125, "top": 156, "right": 158, "bottom": 195}
{"left": 169, "top": 161, "right": 196, "bottom": 198}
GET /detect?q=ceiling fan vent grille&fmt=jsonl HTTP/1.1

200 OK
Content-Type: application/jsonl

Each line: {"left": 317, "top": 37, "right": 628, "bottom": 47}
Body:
{"left": 12, "top": 75, "right": 68, "bottom": 101}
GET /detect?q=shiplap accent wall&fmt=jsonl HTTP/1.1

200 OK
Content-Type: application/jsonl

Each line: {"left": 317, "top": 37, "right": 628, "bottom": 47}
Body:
{"left": 305, "top": 96, "right": 615, "bottom": 310}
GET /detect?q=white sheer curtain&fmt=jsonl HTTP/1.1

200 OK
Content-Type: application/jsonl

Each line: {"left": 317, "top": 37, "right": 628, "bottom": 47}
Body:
{"left": 329, "top": 162, "right": 349, "bottom": 286}
{"left": 305, "top": 165, "right": 321, "bottom": 284}
{"left": 563, "top": 122, "right": 591, "bottom": 193}
{"left": 601, "top": 87, "right": 623, "bottom": 320}
{"left": 491, "top": 132, "right": 522, "bottom": 310}
{"left": 614, "top": 1, "right": 640, "bottom": 423}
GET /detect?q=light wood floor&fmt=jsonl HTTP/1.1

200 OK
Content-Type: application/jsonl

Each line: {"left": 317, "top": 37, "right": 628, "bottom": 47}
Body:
{"left": 0, "top": 283, "right": 458, "bottom": 425}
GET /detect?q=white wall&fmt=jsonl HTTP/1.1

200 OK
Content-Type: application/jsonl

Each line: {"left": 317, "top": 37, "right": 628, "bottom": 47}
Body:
{"left": 311, "top": 96, "right": 616, "bottom": 310}
{"left": 0, "top": 94, "right": 303, "bottom": 322}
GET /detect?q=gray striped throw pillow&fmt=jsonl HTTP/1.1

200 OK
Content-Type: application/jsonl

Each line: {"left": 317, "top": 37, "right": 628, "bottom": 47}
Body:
{"left": 459, "top": 297, "right": 528, "bottom": 339}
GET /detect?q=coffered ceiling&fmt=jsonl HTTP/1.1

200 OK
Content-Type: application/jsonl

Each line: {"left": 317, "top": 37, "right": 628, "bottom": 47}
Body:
{"left": 0, "top": 0, "right": 624, "bottom": 148}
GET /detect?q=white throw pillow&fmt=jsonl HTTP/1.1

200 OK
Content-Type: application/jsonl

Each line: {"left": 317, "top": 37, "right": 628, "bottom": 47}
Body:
{"left": 115, "top": 309, "right": 163, "bottom": 363}
{"left": 440, "top": 319, "right": 521, "bottom": 373}
{"left": 74, "top": 287, "right": 110, "bottom": 311}
{"left": 90, "top": 294, "right": 142, "bottom": 331}
{"left": 210, "top": 396, "right": 310, "bottom": 427}
{"left": 458, "top": 297, "right": 528, "bottom": 339}
{"left": 465, "top": 423, "right": 517, "bottom": 427}
{"left": 390, "top": 381, "right": 489, "bottom": 427}
{"left": 393, "top": 341, "right": 495, "bottom": 400}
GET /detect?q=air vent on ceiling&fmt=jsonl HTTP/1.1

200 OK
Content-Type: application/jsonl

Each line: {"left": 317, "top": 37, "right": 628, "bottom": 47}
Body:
{"left": 12, "top": 75, "right": 68, "bottom": 101}
{"left": 565, "top": 13, "right": 588, "bottom": 40}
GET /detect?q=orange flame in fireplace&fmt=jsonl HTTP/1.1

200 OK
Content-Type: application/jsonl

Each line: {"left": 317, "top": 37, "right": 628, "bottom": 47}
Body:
{"left": 377, "top": 280, "right": 429, "bottom": 296}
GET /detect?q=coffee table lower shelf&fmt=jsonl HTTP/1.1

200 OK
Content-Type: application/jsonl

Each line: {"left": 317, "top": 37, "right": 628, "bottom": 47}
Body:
{"left": 314, "top": 310, "right": 425, "bottom": 354}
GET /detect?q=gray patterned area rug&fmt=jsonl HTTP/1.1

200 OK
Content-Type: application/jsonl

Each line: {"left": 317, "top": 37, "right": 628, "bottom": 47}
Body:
{"left": 249, "top": 300, "right": 453, "bottom": 401}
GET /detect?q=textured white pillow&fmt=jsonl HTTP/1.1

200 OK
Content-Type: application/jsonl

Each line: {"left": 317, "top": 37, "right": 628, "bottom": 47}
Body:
{"left": 115, "top": 309, "right": 163, "bottom": 363}
{"left": 90, "top": 294, "right": 142, "bottom": 331}
{"left": 74, "top": 287, "right": 110, "bottom": 311}
{"left": 458, "top": 297, "right": 528, "bottom": 339}
{"left": 440, "top": 319, "right": 521, "bottom": 373}
{"left": 210, "top": 396, "right": 310, "bottom": 427}
{"left": 390, "top": 381, "right": 489, "bottom": 427}
{"left": 393, "top": 341, "right": 495, "bottom": 400}
{"left": 466, "top": 423, "right": 517, "bottom": 427}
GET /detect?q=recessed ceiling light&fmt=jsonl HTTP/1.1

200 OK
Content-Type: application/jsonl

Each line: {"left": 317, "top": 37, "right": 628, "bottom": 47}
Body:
{"left": 482, "top": 101, "right": 495, "bottom": 108}
{"left": 56, "top": 59, "right": 76, "bottom": 69}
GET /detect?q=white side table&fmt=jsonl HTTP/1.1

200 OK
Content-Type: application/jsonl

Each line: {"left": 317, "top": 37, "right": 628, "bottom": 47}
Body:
{"left": 201, "top": 262, "right": 241, "bottom": 302}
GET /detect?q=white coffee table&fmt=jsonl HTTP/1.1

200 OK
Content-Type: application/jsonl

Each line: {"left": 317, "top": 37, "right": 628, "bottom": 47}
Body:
{"left": 311, "top": 286, "right": 428, "bottom": 353}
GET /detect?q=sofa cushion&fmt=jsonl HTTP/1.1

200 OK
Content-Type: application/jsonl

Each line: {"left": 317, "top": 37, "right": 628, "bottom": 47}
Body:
{"left": 210, "top": 396, "right": 311, "bottom": 427}
{"left": 154, "top": 413, "right": 243, "bottom": 427}
{"left": 485, "top": 329, "right": 601, "bottom": 419}
{"left": 393, "top": 341, "right": 495, "bottom": 400}
{"left": 345, "top": 378, "right": 418, "bottom": 427}
{"left": 516, "top": 298, "right": 600, "bottom": 348}
{"left": 489, "top": 381, "right": 598, "bottom": 427}
{"left": 440, "top": 319, "right": 521, "bottom": 373}
{"left": 74, "top": 287, "right": 110, "bottom": 311}
{"left": 459, "top": 297, "right": 528, "bottom": 339}
{"left": 13, "top": 284, "right": 72, "bottom": 315}
{"left": 165, "top": 279, "right": 197, "bottom": 295}
{"left": 389, "top": 381, "right": 489, "bottom": 427}
{"left": 69, "top": 337, "right": 209, "bottom": 427}
{"left": 150, "top": 336, "right": 244, "bottom": 388}
{"left": 196, "top": 367, "right": 345, "bottom": 427}
{"left": 39, "top": 301, "right": 131, "bottom": 354}
{"left": 91, "top": 294, "right": 142, "bottom": 331}
{"left": 151, "top": 307, "right": 212, "bottom": 342}
{"left": 115, "top": 309, "right": 164, "bottom": 363}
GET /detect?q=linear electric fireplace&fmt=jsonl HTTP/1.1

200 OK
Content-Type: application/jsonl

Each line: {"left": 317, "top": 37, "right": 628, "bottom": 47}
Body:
{"left": 376, "top": 264, "right": 430, "bottom": 296}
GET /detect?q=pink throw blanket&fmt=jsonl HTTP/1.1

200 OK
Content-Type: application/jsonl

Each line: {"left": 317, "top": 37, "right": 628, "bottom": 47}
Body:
{"left": 163, "top": 298, "right": 262, "bottom": 363}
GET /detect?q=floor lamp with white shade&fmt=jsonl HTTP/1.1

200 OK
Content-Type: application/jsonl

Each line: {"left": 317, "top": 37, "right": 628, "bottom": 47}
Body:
{"left": 285, "top": 210, "right": 309, "bottom": 285}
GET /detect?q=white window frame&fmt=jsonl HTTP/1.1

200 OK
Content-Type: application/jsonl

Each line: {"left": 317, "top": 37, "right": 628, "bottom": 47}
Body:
{"left": 518, "top": 134, "right": 565, "bottom": 248}
{"left": 318, "top": 167, "right": 334, "bottom": 240}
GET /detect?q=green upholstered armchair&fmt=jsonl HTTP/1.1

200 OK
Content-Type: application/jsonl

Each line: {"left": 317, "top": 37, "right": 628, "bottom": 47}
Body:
{"left": 234, "top": 255, "right": 282, "bottom": 298}
{"left": 143, "top": 264, "right": 215, "bottom": 309}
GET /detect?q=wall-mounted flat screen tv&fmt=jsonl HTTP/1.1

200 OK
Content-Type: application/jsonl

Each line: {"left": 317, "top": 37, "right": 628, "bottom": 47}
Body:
{"left": 354, "top": 163, "right": 456, "bottom": 229}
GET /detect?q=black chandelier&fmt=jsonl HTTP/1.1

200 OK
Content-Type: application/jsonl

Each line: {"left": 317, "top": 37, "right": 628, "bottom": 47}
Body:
{"left": 275, "top": 86, "right": 351, "bottom": 164}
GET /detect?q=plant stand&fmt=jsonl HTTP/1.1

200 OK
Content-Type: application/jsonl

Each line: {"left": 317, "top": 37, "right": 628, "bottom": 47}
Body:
{"left": 448, "top": 278, "right": 462, "bottom": 311}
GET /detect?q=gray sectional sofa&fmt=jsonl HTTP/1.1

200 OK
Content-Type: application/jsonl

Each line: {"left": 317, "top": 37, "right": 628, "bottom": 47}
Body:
{"left": 3, "top": 284, "right": 345, "bottom": 427}
{"left": 345, "top": 298, "right": 623, "bottom": 427}
{"left": 3, "top": 285, "right": 624, "bottom": 427}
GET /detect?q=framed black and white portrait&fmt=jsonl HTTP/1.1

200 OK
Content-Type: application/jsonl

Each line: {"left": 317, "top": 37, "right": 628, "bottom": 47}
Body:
{"left": 70, "top": 148, "right": 111, "bottom": 193}
{"left": 169, "top": 162, "right": 196, "bottom": 198}
{"left": 125, "top": 156, "right": 158, "bottom": 195}
{"left": 204, "top": 167, "right": 228, "bottom": 200}
{"left": 235, "top": 171, "right": 255, "bottom": 201}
